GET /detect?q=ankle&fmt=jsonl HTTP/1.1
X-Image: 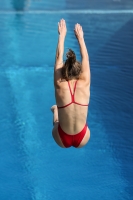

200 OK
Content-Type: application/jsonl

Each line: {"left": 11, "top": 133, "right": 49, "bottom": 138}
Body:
{"left": 51, "top": 105, "right": 57, "bottom": 113}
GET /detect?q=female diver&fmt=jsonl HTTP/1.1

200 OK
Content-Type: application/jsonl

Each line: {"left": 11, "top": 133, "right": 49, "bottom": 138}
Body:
{"left": 51, "top": 19, "right": 90, "bottom": 148}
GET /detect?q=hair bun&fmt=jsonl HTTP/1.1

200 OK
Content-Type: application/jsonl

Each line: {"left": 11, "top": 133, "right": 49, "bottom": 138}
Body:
{"left": 66, "top": 49, "right": 76, "bottom": 64}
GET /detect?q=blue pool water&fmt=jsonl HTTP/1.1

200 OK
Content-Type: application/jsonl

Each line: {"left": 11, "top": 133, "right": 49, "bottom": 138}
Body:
{"left": 0, "top": 0, "right": 133, "bottom": 199}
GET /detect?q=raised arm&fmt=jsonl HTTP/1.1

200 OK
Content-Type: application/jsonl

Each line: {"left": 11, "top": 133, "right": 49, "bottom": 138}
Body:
{"left": 55, "top": 19, "right": 67, "bottom": 70}
{"left": 74, "top": 23, "right": 90, "bottom": 83}
{"left": 54, "top": 19, "right": 67, "bottom": 86}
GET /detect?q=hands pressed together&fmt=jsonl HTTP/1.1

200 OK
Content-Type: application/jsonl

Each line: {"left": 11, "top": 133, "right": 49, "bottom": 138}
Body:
{"left": 58, "top": 19, "right": 84, "bottom": 40}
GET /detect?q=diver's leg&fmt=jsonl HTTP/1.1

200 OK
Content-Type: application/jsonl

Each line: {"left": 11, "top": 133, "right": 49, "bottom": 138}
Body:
{"left": 51, "top": 105, "right": 59, "bottom": 125}
{"left": 51, "top": 105, "right": 65, "bottom": 148}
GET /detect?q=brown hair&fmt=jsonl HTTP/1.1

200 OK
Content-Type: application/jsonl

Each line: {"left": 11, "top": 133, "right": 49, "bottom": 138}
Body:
{"left": 62, "top": 49, "right": 81, "bottom": 80}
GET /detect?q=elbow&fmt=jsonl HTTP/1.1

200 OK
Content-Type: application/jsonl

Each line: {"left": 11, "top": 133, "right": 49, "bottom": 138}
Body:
{"left": 82, "top": 54, "right": 89, "bottom": 60}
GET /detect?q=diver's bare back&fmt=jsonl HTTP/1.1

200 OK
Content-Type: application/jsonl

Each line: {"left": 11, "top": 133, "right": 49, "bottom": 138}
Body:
{"left": 55, "top": 78, "right": 90, "bottom": 135}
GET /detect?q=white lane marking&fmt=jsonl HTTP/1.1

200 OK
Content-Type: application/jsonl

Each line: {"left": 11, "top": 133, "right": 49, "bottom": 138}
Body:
{"left": 0, "top": 9, "right": 133, "bottom": 14}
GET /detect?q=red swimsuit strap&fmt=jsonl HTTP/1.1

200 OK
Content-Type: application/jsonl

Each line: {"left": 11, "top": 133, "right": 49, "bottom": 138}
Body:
{"left": 57, "top": 80, "right": 88, "bottom": 109}
{"left": 68, "top": 80, "right": 78, "bottom": 102}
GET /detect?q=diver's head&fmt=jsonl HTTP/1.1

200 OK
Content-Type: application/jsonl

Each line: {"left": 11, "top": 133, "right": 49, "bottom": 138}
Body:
{"left": 62, "top": 49, "right": 81, "bottom": 80}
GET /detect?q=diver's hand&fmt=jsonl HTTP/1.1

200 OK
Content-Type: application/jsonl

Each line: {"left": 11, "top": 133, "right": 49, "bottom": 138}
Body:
{"left": 58, "top": 19, "right": 67, "bottom": 37}
{"left": 74, "top": 23, "right": 84, "bottom": 40}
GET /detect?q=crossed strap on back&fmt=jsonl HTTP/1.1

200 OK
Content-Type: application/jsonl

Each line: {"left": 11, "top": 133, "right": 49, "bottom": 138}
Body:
{"left": 57, "top": 80, "right": 89, "bottom": 109}
{"left": 68, "top": 80, "right": 78, "bottom": 102}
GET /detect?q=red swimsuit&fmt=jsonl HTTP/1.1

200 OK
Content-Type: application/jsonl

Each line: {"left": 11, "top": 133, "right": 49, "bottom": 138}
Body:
{"left": 57, "top": 80, "right": 89, "bottom": 148}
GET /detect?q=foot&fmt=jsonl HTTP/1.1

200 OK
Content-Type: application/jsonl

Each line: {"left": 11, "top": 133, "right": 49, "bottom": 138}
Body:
{"left": 51, "top": 105, "right": 57, "bottom": 113}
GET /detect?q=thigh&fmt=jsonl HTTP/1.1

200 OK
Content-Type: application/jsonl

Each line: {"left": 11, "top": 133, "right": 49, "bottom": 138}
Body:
{"left": 77, "top": 127, "right": 90, "bottom": 148}
{"left": 52, "top": 122, "right": 65, "bottom": 148}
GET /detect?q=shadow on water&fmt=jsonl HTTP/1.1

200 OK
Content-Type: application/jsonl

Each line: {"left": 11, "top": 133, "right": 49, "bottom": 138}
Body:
{"left": 94, "top": 16, "right": 133, "bottom": 197}
{"left": 96, "top": 17, "right": 133, "bottom": 68}
{"left": 11, "top": 0, "right": 30, "bottom": 11}
{"left": 65, "top": 0, "right": 133, "bottom": 10}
